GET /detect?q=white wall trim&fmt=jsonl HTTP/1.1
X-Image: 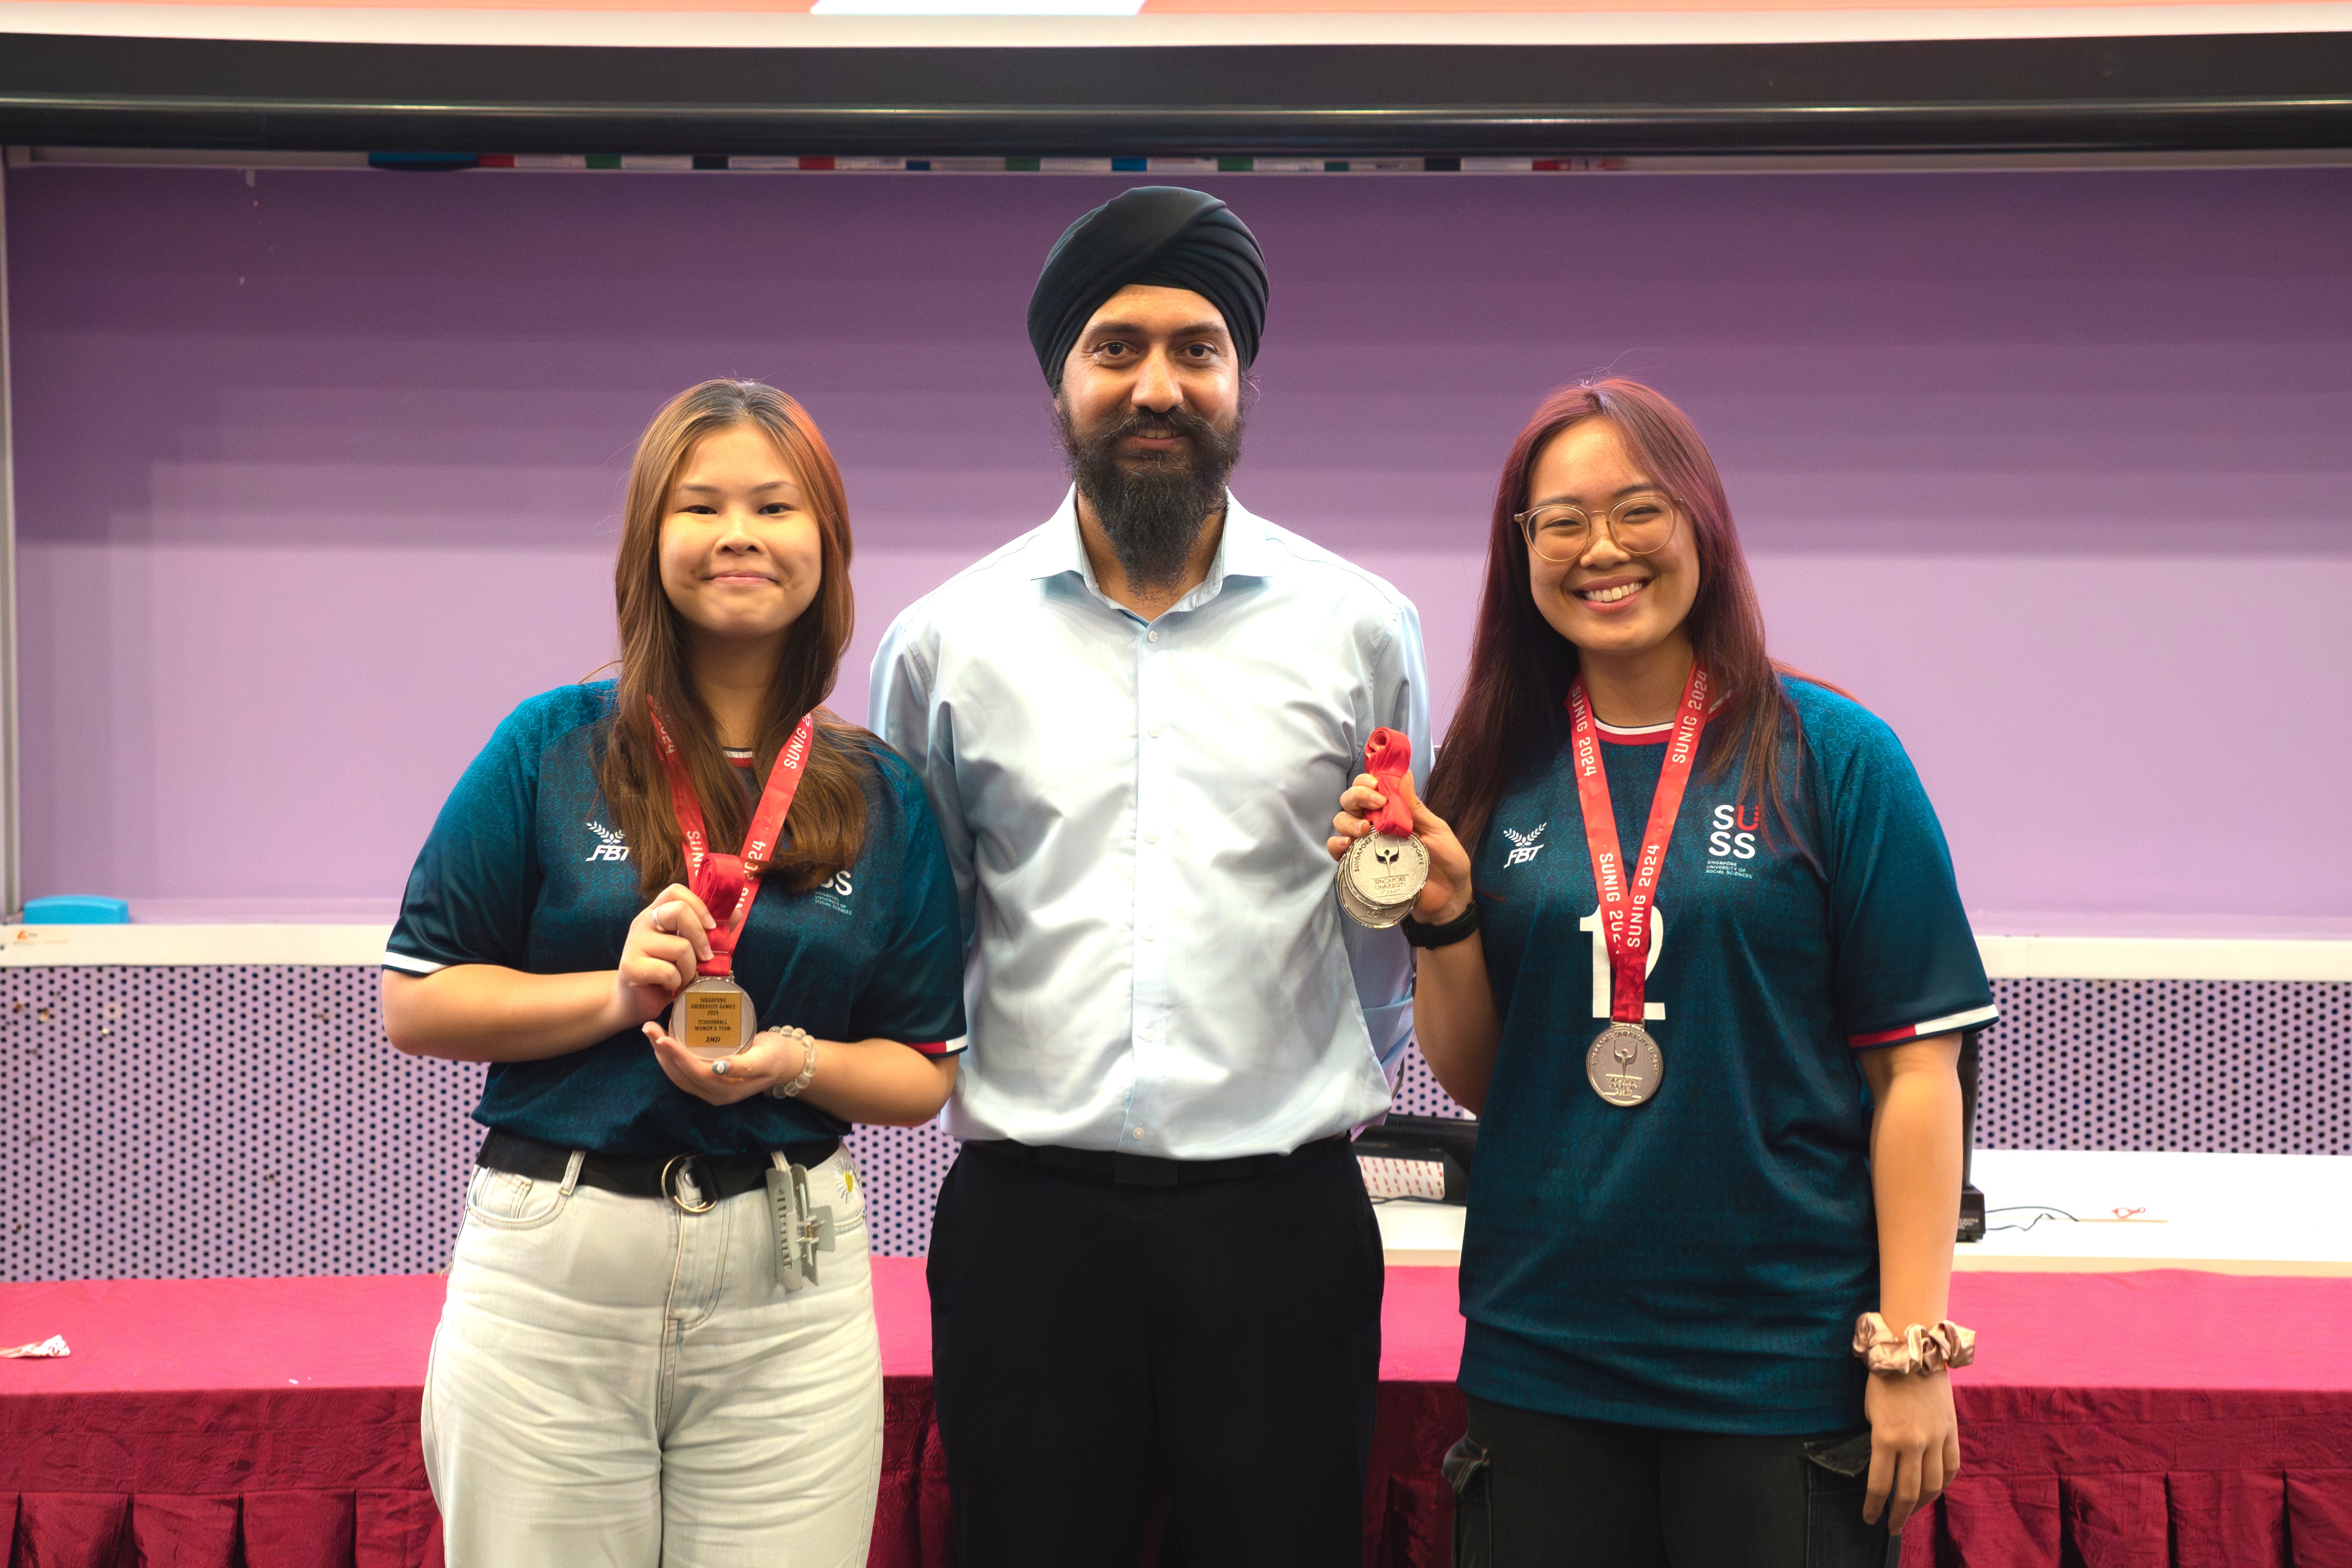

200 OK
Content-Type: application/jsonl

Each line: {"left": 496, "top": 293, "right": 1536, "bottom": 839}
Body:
{"left": 1975, "top": 934, "right": 2352, "bottom": 982}
{"left": 4, "top": 923, "right": 2351, "bottom": 978}
{"left": 0, "top": 923, "right": 394, "bottom": 966}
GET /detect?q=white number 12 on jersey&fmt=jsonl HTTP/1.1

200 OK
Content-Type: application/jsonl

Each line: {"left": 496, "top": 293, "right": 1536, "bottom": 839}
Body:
{"left": 1580, "top": 905, "right": 1666, "bottom": 1020}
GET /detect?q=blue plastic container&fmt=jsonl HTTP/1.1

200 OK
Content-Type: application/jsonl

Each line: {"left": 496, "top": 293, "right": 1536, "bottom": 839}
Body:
{"left": 22, "top": 895, "right": 130, "bottom": 924}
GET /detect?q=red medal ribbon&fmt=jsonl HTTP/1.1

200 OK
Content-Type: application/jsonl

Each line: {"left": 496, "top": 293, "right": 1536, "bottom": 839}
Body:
{"left": 1361, "top": 728, "right": 1416, "bottom": 837}
{"left": 648, "top": 701, "right": 815, "bottom": 978}
{"left": 1567, "top": 663, "right": 1710, "bottom": 1024}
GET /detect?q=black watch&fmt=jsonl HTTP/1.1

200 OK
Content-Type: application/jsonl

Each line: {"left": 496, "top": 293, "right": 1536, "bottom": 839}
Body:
{"left": 1400, "top": 901, "right": 1479, "bottom": 949}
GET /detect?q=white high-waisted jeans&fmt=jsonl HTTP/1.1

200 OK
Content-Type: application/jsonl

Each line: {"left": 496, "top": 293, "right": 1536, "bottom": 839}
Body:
{"left": 423, "top": 1145, "right": 882, "bottom": 1567}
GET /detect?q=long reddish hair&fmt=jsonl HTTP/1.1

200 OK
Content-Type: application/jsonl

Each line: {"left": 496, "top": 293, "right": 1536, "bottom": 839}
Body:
{"left": 597, "top": 379, "right": 872, "bottom": 899}
{"left": 1427, "top": 378, "right": 1828, "bottom": 856}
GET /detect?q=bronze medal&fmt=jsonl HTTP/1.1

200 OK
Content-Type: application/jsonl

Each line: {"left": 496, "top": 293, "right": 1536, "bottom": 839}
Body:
{"left": 669, "top": 972, "right": 755, "bottom": 1061}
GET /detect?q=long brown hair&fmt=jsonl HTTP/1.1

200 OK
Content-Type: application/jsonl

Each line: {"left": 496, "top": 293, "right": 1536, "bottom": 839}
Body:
{"left": 597, "top": 379, "right": 872, "bottom": 899}
{"left": 1427, "top": 378, "right": 1829, "bottom": 857}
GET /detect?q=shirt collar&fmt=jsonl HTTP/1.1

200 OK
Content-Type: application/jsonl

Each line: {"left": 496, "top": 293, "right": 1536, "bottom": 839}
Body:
{"left": 1023, "top": 487, "right": 1281, "bottom": 597}
{"left": 1022, "top": 488, "right": 1093, "bottom": 582}
{"left": 1214, "top": 495, "right": 1281, "bottom": 581}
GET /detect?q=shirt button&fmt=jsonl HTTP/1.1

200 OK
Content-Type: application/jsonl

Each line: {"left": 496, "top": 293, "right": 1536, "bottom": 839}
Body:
{"left": 1144, "top": 929, "right": 1157, "bottom": 942}
{"left": 1148, "top": 726, "right": 1160, "bottom": 739}
{"left": 1142, "top": 1027, "right": 1155, "bottom": 1041}
{"left": 1148, "top": 631, "right": 1160, "bottom": 643}
{"left": 1146, "top": 832, "right": 1159, "bottom": 844}
{"left": 1131, "top": 1127, "right": 1147, "bottom": 1141}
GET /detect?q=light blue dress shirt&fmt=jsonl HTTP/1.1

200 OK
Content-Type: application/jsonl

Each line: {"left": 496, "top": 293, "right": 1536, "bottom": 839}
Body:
{"left": 869, "top": 489, "right": 1430, "bottom": 1160}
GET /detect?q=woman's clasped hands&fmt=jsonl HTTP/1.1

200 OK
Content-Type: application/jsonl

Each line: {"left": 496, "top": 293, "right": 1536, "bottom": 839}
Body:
{"left": 645, "top": 1022, "right": 811, "bottom": 1106}
{"left": 619, "top": 882, "right": 812, "bottom": 1106}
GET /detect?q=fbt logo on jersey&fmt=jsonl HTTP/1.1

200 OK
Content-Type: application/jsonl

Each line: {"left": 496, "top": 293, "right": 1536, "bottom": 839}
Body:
{"left": 584, "top": 822, "right": 630, "bottom": 862}
{"left": 1503, "top": 823, "right": 1548, "bottom": 867}
{"left": 1706, "top": 804, "right": 1758, "bottom": 871}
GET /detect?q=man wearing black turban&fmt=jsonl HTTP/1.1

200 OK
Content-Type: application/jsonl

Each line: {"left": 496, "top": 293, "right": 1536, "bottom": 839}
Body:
{"left": 1028, "top": 185, "right": 1270, "bottom": 602}
{"left": 1026, "top": 184, "right": 1269, "bottom": 389}
{"left": 872, "top": 187, "right": 1429, "bottom": 1566}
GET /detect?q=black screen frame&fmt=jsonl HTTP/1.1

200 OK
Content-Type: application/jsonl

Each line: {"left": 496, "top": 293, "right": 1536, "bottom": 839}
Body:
{"left": 2, "top": 30, "right": 2348, "bottom": 156}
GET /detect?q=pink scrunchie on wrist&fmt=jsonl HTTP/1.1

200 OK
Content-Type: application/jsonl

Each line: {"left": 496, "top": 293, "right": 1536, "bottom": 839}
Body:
{"left": 1852, "top": 1312, "right": 1976, "bottom": 1376}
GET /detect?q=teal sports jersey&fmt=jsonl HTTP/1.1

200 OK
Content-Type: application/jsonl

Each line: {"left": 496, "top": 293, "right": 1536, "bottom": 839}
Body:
{"left": 1458, "top": 678, "right": 1995, "bottom": 1435}
{"left": 385, "top": 683, "right": 967, "bottom": 1158}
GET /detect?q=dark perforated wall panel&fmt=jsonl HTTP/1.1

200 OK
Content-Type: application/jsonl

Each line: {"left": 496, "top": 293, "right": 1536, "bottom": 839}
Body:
{"left": 1, "top": 967, "right": 481, "bottom": 1280}
{"left": 1389, "top": 979, "right": 2352, "bottom": 1157}
{"left": 1975, "top": 979, "right": 2351, "bottom": 1155}
{"left": 2, "top": 967, "right": 2343, "bottom": 1280}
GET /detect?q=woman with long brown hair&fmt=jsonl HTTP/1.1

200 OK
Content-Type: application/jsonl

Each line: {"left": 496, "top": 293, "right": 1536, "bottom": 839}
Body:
{"left": 383, "top": 380, "right": 965, "bottom": 1566}
{"left": 1330, "top": 380, "right": 1993, "bottom": 1566}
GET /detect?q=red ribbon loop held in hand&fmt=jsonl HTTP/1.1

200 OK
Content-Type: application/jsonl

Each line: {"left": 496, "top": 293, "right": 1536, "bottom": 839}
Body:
{"left": 648, "top": 700, "right": 815, "bottom": 980}
{"left": 1362, "top": 728, "right": 1416, "bottom": 838}
{"left": 689, "top": 854, "right": 750, "bottom": 978}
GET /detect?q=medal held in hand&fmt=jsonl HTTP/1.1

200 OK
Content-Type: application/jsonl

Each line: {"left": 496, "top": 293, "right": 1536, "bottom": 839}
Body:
{"left": 1336, "top": 728, "right": 1430, "bottom": 929}
{"left": 649, "top": 703, "right": 816, "bottom": 1062}
{"left": 1568, "top": 663, "right": 1710, "bottom": 1107}
{"left": 673, "top": 972, "right": 753, "bottom": 1060}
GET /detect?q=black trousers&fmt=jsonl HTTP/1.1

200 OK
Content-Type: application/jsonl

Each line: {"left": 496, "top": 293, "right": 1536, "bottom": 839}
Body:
{"left": 1452, "top": 1394, "right": 1898, "bottom": 1568}
{"left": 928, "top": 1137, "right": 1384, "bottom": 1568}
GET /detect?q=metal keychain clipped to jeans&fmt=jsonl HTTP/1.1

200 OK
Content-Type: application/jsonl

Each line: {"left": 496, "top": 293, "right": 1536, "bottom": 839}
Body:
{"left": 766, "top": 1154, "right": 836, "bottom": 1292}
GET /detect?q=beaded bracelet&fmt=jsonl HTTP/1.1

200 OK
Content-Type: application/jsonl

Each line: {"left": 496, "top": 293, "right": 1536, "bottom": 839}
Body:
{"left": 765, "top": 1028, "right": 819, "bottom": 1100}
{"left": 1852, "top": 1312, "right": 1976, "bottom": 1376}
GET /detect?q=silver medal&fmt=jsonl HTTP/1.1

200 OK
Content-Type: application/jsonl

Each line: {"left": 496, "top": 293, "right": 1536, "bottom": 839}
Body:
{"left": 1585, "top": 1021, "right": 1664, "bottom": 1107}
{"left": 1335, "top": 832, "right": 1431, "bottom": 929}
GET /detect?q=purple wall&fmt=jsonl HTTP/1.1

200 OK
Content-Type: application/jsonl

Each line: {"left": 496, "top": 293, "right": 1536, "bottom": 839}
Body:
{"left": 8, "top": 164, "right": 2350, "bottom": 929}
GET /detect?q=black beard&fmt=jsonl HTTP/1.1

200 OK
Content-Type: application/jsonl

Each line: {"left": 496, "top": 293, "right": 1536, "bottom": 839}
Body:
{"left": 1057, "top": 400, "right": 1246, "bottom": 597}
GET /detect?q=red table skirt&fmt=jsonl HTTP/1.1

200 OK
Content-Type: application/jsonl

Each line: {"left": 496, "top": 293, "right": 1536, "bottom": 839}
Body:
{"left": 7, "top": 1268, "right": 2351, "bottom": 1567}
{"left": 11, "top": 1379, "right": 2351, "bottom": 1568}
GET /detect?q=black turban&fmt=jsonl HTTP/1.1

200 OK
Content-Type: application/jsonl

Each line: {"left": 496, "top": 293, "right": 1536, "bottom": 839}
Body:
{"left": 1026, "top": 186, "right": 1269, "bottom": 388}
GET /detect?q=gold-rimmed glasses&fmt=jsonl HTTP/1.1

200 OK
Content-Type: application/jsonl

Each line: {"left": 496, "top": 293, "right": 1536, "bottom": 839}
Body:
{"left": 1514, "top": 491, "right": 1682, "bottom": 562}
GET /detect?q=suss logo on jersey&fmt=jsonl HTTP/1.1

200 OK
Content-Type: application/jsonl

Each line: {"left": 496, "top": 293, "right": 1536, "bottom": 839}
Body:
{"left": 814, "top": 869, "right": 855, "bottom": 914}
{"left": 1708, "top": 804, "right": 1759, "bottom": 861}
{"left": 1702, "top": 803, "right": 1764, "bottom": 882}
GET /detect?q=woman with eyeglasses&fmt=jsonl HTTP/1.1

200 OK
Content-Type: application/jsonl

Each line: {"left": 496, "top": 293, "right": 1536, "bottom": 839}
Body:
{"left": 1329, "top": 380, "right": 1993, "bottom": 1566}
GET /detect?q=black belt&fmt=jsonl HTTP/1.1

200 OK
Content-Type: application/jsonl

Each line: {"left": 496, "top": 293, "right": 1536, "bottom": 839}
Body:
{"left": 966, "top": 1133, "right": 1350, "bottom": 1189}
{"left": 478, "top": 1128, "right": 841, "bottom": 1212}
